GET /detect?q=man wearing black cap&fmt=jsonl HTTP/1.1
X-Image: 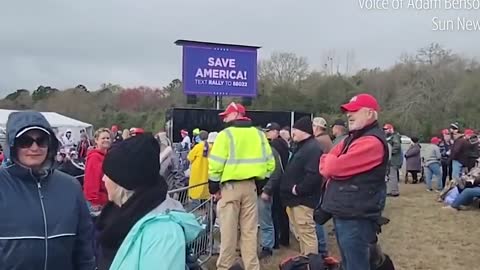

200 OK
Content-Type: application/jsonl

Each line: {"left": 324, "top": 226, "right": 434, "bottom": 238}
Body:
{"left": 449, "top": 122, "right": 460, "bottom": 136}
{"left": 259, "top": 122, "right": 290, "bottom": 257}
{"left": 279, "top": 116, "right": 324, "bottom": 255}
{"left": 265, "top": 123, "right": 290, "bottom": 168}
{"left": 0, "top": 111, "right": 95, "bottom": 270}
{"left": 332, "top": 119, "right": 348, "bottom": 146}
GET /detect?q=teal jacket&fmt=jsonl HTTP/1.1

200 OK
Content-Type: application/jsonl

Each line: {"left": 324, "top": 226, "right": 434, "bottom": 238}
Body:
{"left": 109, "top": 197, "right": 203, "bottom": 270}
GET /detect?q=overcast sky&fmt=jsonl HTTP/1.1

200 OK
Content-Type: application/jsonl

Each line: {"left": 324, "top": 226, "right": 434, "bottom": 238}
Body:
{"left": 0, "top": 0, "right": 478, "bottom": 96}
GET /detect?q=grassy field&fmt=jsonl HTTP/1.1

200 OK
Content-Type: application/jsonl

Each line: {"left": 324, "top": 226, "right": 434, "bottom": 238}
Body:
{"left": 204, "top": 183, "right": 480, "bottom": 270}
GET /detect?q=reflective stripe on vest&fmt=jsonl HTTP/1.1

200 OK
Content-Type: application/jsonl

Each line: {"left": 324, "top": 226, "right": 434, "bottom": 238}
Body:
{"left": 209, "top": 128, "right": 272, "bottom": 165}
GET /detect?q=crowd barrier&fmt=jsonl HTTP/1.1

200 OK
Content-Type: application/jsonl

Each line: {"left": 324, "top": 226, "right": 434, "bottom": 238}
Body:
{"left": 167, "top": 182, "right": 216, "bottom": 266}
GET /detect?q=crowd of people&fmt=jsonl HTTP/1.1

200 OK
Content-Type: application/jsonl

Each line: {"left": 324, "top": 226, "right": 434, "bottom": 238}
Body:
{"left": 0, "top": 93, "right": 478, "bottom": 270}
{"left": 432, "top": 125, "right": 480, "bottom": 211}
{"left": 178, "top": 96, "right": 395, "bottom": 270}
{"left": 382, "top": 120, "right": 480, "bottom": 210}
{"left": 0, "top": 111, "right": 203, "bottom": 270}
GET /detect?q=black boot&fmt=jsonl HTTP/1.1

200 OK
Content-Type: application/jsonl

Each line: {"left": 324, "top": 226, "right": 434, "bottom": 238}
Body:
{"left": 258, "top": 247, "right": 273, "bottom": 260}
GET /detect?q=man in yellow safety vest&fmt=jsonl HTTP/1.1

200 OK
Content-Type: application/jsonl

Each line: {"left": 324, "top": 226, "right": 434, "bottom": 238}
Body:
{"left": 208, "top": 102, "right": 275, "bottom": 270}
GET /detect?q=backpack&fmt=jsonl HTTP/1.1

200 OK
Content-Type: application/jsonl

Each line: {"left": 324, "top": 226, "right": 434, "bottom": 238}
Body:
{"left": 185, "top": 248, "right": 202, "bottom": 270}
{"left": 279, "top": 254, "right": 339, "bottom": 270}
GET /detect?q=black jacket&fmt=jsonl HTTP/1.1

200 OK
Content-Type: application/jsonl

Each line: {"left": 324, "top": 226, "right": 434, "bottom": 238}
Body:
{"left": 280, "top": 137, "right": 323, "bottom": 209}
{"left": 262, "top": 148, "right": 284, "bottom": 196}
{"left": 271, "top": 137, "right": 289, "bottom": 169}
{"left": 58, "top": 159, "right": 85, "bottom": 186}
{"left": 450, "top": 137, "right": 470, "bottom": 166}
{"left": 0, "top": 111, "right": 95, "bottom": 270}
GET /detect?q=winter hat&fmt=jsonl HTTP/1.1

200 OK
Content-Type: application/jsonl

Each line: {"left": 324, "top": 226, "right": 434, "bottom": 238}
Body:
{"left": 450, "top": 122, "right": 459, "bottom": 130}
{"left": 103, "top": 133, "right": 160, "bottom": 191}
{"left": 292, "top": 116, "right": 313, "bottom": 135}
{"left": 331, "top": 119, "right": 346, "bottom": 128}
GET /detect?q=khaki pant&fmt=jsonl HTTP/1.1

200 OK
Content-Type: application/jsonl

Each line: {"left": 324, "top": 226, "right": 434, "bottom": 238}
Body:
{"left": 216, "top": 180, "right": 259, "bottom": 270}
{"left": 287, "top": 205, "right": 318, "bottom": 255}
{"left": 285, "top": 207, "right": 299, "bottom": 240}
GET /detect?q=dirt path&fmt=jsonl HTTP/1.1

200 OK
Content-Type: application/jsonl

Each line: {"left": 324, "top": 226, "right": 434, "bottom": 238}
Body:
{"left": 205, "top": 183, "right": 480, "bottom": 270}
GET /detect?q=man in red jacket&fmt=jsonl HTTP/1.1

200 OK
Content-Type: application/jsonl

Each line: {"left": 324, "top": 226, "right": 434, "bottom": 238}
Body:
{"left": 320, "top": 93, "right": 389, "bottom": 270}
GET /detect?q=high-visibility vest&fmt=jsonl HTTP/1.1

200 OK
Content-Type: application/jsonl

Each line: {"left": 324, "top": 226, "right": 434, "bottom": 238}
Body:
{"left": 208, "top": 126, "right": 275, "bottom": 183}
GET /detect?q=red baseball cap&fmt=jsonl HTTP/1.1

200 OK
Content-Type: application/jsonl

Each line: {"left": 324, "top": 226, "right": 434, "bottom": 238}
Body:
{"left": 430, "top": 137, "right": 441, "bottom": 144}
{"left": 341, "top": 93, "right": 380, "bottom": 112}
{"left": 219, "top": 102, "right": 246, "bottom": 117}
{"left": 130, "top": 127, "right": 144, "bottom": 135}
{"left": 441, "top": 129, "right": 450, "bottom": 135}
{"left": 464, "top": 129, "right": 475, "bottom": 136}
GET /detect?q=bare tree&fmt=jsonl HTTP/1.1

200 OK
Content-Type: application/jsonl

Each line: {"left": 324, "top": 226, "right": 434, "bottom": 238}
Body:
{"left": 259, "top": 52, "right": 309, "bottom": 86}
{"left": 416, "top": 43, "right": 452, "bottom": 66}
{"left": 345, "top": 50, "right": 357, "bottom": 75}
{"left": 321, "top": 50, "right": 337, "bottom": 76}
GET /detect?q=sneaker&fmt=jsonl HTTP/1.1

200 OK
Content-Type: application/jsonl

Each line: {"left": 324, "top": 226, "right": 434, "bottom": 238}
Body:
{"left": 258, "top": 247, "right": 273, "bottom": 260}
{"left": 426, "top": 189, "right": 433, "bottom": 192}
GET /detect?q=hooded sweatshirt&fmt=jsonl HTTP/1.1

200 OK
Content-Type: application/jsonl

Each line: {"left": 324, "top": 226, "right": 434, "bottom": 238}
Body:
{"left": 0, "top": 111, "right": 95, "bottom": 270}
{"left": 84, "top": 148, "right": 108, "bottom": 206}
{"left": 61, "top": 129, "right": 75, "bottom": 150}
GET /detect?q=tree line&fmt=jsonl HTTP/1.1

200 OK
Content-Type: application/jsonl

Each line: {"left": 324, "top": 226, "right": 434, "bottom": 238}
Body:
{"left": 1, "top": 43, "right": 478, "bottom": 140}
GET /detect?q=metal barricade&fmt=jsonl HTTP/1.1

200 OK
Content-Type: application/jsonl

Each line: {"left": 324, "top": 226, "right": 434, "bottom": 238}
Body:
{"left": 167, "top": 182, "right": 215, "bottom": 266}
{"left": 177, "top": 150, "right": 190, "bottom": 172}
{"left": 172, "top": 143, "right": 191, "bottom": 172}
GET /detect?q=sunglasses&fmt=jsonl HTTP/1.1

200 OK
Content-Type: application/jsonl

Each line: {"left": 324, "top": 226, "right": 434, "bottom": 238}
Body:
{"left": 15, "top": 135, "right": 49, "bottom": 148}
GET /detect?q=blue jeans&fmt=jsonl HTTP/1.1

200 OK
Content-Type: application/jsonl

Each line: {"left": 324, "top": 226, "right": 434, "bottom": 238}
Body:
{"left": 452, "top": 160, "right": 463, "bottom": 181}
{"left": 315, "top": 223, "right": 328, "bottom": 256}
{"left": 258, "top": 197, "right": 275, "bottom": 249}
{"left": 425, "top": 163, "right": 442, "bottom": 190}
{"left": 452, "top": 187, "right": 480, "bottom": 209}
{"left": 334, "top": 218, "right": 377, "bottom": 270}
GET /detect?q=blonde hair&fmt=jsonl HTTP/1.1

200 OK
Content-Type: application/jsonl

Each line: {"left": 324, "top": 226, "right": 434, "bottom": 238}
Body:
{"left": 108, "top": 180, "right": 134, "bottom": 206}
{"left": 94, "top": 128, "right": 111, "bottom": 139}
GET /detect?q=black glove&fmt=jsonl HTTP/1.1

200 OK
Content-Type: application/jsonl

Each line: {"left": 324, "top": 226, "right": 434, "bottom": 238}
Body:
{"left": 208, "top": 180, "right": 220, "bottom": 195}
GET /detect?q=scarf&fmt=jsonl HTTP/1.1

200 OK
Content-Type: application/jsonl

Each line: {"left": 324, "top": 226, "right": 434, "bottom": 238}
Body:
{"left": 96, "top": 176, "right": 168, "bottom": 252}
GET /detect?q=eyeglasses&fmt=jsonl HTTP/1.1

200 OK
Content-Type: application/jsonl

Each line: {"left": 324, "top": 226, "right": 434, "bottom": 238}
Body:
{"left": 15, "top": 135, "right": 49, "bottom": 148}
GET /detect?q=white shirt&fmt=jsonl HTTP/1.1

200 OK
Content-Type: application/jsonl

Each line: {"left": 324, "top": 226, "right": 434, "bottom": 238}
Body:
{"left": 181, "top": 136, "right": 191, "bottom": 150}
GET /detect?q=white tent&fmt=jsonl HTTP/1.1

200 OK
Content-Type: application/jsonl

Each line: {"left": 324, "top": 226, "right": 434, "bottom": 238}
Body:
{"left": 0, "top": 109, "right": 93, "bottom": 144}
